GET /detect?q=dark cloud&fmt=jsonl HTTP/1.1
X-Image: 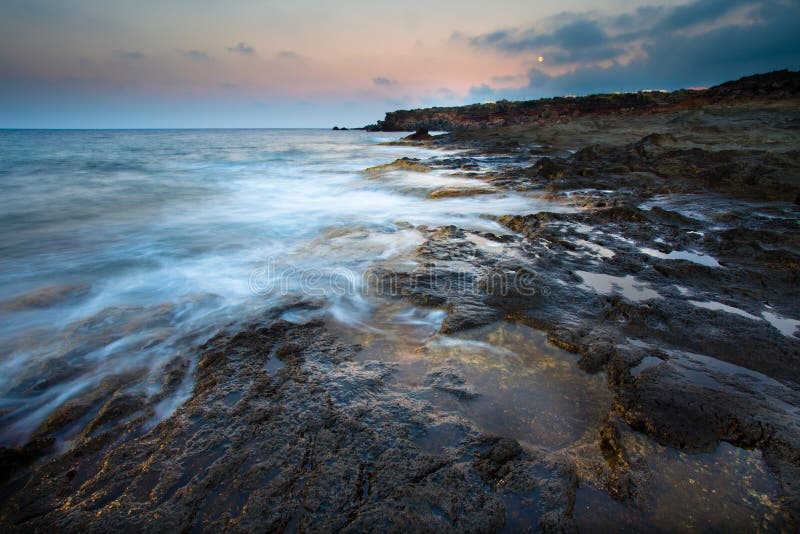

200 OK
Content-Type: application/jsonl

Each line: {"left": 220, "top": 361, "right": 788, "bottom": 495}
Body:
{"left": 461, "top": 0, "right": 800, "bottom": 98}
{"left": 547, "top": 45, "right": 625, "bottom": 64}
{"left": 551, "top": 19, "right": 608, "bottom": 49}
{"left": 654, "top": 0, "right": 753, "bottom": 33}
{"left": 373, "top": 77, "right": 397, "bottom": 86}
{"left": 466, "top": 19, "right": 615, "bottom": 59}
{"left": 180, "top": 49, "right": 210, "bottom": 61}
{"left": 227, "top": 42, "right": 255, "bottom": 55}
{"left": 113, "top": 50, "right": 144, "bottom": 60}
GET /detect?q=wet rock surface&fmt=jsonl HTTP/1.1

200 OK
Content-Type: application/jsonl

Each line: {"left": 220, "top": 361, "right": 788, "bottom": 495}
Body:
{"left": 424, "top": 367, "right": 479, "bottom": 400}
{"left": 0, "top": 312, "right": 580, "bottom": 532}
{"left": 365, "top": 93, "right": 800, "bottom": 527}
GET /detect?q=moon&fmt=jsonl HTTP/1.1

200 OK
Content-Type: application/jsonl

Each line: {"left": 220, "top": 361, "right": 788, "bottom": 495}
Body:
{"left": 538, "top": 56, "right": 544, "bottom": 63}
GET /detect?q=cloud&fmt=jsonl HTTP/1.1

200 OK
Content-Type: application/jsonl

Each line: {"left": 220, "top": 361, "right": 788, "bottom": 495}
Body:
{"left": 460, "top": 0, "right": 800, "bottom": 98}
{"left": 113, "top": 50, "right": 144, "bottom": 60}
{"left": 227, "top": 42, "right": 255, "bottom": 55}
{"left": 463, "top": 0, "right": 788, "bottom": 67}
{"left": 465, "top": 19, "right": 616, "bottom": 58}
{"left": 491, "top": 74, "right": 527, "bottom": 85}
{"left": 276, "top": 50, "right": 302, "bottom": 61}
{"left": 654, "top": 0, "right": 753, "bottom": 33}
{"left": 180, "top": 49, "right": 210, "bottom": 61}
{"left": 373, "top": 77, "right": 397, "bottom": 86}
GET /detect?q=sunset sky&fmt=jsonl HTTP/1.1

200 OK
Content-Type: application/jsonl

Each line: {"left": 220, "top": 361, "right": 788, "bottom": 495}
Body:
{"left": 1, "top": 0, "right": 798, "bottom": 127}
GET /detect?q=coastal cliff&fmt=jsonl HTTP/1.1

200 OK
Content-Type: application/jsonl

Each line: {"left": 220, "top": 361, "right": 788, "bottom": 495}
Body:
{"left": 365, "top": 70, "right": 800, "bottom": 131}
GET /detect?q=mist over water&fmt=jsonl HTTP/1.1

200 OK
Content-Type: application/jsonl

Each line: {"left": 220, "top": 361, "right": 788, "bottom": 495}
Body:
{"left": 0, "top": 129, "right": 570, "bottom": 445}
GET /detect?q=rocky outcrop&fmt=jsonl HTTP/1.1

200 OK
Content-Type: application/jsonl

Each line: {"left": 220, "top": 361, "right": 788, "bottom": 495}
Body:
{"left": 0, "top": 311, "right": 580, "bottom": 532}
{"left": 365, "top": 70, "right": 800, "bottom": 132}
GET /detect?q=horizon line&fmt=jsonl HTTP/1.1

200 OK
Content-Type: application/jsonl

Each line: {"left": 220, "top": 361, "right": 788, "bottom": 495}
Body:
{"left": 0, "top": 127, "right": 371, "bottom": 131}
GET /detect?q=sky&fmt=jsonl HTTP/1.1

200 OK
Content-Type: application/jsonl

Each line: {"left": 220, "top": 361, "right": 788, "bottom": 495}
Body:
{"left": 0, "top": 0, "right": 798, "bottom": 128}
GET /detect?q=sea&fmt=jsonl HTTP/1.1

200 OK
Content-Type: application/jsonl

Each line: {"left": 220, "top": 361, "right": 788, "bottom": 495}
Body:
{"left": 0, "top": 128, "right": 558, "bottom": 446}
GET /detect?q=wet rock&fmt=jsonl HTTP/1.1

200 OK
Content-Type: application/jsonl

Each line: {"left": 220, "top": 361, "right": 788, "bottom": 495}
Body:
{"left": 356, "top": 82, "right": 800, "bottom": 528}
{"left": 0, "top": 438, "right": 54, "bottom": 483}
{"left": 427, "top": 186, "right": 496, "bottom": 199}
{"left": 547, "top": 329, "right": 616, "bottom": 374}
{"left": 0, "top": 318, "right": 579, "bottom": 531}
{"left": 364, "top": 157, "right": 429, "bottom": 174}
{"left": 598, "top": 417, "right": 651, "bottom": 505}
{"left": 161, "top": 356, "right": 190, "bottom": 392}
{"left": 403, "top": 128, "right": 433, "bottom": 141}
{"left": 36, "top": 373, "right": 139, "bottom": 437}
{"left": 527, "top": 157, "right": 566, "bottom": 180}
{"left": 473, "top": 436, "right": 522, "bottom": 480}
{"left": 440, "top": 299, "right": 502, "bottom": 334}
{"left": 633, "top": 133, "right": 678, "bottom": 157}
{"left": 0, "top": 283, "right": 91, "bottom": 311}
{"left": 83, "top": 392, "right": 147, "bottom": 437}
{"left": 424, "top": 367, "right": 478, "bottom": 399}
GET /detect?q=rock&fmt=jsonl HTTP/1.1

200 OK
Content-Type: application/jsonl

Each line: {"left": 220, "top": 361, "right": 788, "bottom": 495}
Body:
{"left": 364, "top": 70, "right": 800, "bottom": 132}
{"left": 0, "top": 438, "right": 54, "bottom": 483}
{"left": 364, "top": 157, "right": 429, "bottom": 174}
{"left": 424, "top": 367, "right": 479, "bottom": 399}
{"left": 0, "top": 317, "right": 580, "bottom": 531}
{"left": 427, "top": 186, "right": 495, "bottom": 199}
{"left": 0, "top": 283, "right": 91, "bottom": 311}
{"left": 633, "top": 133, "right": 679, "bottom": 157}
{"left": 473, "top": 436, "right": 522, "bottom": 479}
{"left": 528, "top": 157, "right": 566, "bottom": 179}
{"left": 404, "top": 128, "right": 433, "bottom": 141}
{"left": 440, "top": 299, "right": 502, "bottom": 333}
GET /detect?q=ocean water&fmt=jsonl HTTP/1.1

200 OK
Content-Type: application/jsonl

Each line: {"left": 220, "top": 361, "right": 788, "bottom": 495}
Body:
{"left": 0, "top": 129, "right": 567, "bottom": 446}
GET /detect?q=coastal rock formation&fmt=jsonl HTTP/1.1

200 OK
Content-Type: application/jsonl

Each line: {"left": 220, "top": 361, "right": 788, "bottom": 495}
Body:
{"left": 365, "top": 70, "right": 800, "bottom": 132}
{"left": 0, "top": 311, "right": 580, "bottom": 531}
{"left": 364, "top": 87, "right": 800, "bottom": 527}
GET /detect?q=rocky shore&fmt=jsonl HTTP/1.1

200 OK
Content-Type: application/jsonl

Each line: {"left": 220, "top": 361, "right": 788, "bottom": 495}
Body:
{"left": 2, "top": 71, "right": 799, "bottom": 531}
{"left": 365, "top": 70, "right": 800, "bottom": 133}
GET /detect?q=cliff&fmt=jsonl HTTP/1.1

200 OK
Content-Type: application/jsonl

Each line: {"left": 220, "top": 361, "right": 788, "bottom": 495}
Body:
{"left": 365, "top": 70, "right": 800, "bottom": 132}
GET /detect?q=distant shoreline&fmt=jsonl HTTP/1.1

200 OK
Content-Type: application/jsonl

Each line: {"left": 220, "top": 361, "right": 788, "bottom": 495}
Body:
{"left": 364, "top": 69, "right": 800, "bottom": 132}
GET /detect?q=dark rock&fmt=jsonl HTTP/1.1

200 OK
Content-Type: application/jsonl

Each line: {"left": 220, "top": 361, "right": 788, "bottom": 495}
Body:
{"left": 403, "top": 128, "right": 433, "bottom": 141}
{"left": 424, "top": 368, "right": 479, "bottom": 399}
{"left": 0, "top": 318, "right": 580, "bottom": 531}
{"left": 0, "top": 438, "right": 54, "bottom": 483}
{"left": 528, "top": 157, "right": 566, "bottom": 179}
